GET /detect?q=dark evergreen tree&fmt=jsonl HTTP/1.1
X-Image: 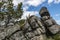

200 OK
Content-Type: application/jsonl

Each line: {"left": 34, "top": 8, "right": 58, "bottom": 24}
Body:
{"left": 0, "top": 0, "right": 23, "bottom": 27}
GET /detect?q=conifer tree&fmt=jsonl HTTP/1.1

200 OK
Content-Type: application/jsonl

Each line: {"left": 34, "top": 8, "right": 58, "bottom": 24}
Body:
{"left": 0, "top": 0, "right": 23, "bottom": 27}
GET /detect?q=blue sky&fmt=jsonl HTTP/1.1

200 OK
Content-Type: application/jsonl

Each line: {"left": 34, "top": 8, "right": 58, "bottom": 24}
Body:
{"left": 13, "top": 0, "right": 60, "bottom": 24}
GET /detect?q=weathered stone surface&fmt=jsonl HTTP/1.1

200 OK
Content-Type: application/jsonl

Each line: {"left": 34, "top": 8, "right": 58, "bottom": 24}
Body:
{"left": 40, "top": 7, "right": 60, "bottom": 35}
{"left": 48, "top": 25, "right": 60, "bottom": 34}
{"left": 0, "top": 24, "right": 20, "bottom": 40}
{"left": 25, "top": 32, "right": 35, "bottom": 39}
{"left": 33, "top": 28, "right": 41, "bottom": 36}
{"left": 0, "top": 7, "right": 60, "bottom": 40}
{"left": 31, "top": 35, "right": 46, "bottom": 40}
{"left": 39, "top": 7, "right": 50, "bottom": 17}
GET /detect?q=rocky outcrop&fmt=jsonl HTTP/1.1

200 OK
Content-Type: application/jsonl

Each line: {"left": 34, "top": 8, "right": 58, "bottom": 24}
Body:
{"left": 0, "top": 7, "right": 60, "bottom": 40}
{"left": 0, "top": 15, "right": 46, "bottom": 40}
{"left": 39, "top": 7, "right": 60, "bottom": 35}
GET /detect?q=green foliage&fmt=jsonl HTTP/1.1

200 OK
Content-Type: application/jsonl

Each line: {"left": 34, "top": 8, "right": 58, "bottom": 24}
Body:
{"left": 16, "top": 2, "right": 23, "bottom": 18}
{"left": 0, "top": 0, "right": 23, "bottom": 19}
{"left": 6, "top": 2, "right": 23, "bottom": 19}
{"left": 0, "top": 0, "right": 23, "bottom": 27}
{"left": 0, "top": 2, "right": 4, "bottom": 8}
{"left": 0, "top": 12, "right": 4, "bottom": 20}
{"left": 54, "top": 34, "right": 60, "bottom": 40}
{"left": 46, "top": 34, "right": 60, "bottom": 40}
{"left": 18, "top": 19, "right": 25, "bottom": 26}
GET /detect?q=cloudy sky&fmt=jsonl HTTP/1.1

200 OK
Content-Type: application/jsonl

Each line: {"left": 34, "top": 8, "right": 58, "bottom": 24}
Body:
{"left": 13, "top": 0, "right": 60, "bottom": 25}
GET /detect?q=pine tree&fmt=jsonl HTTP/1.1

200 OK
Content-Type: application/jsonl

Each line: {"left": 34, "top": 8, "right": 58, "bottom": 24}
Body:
{"left": 0, "top": 0, "right": 23, "bottom": 27}
{"left": 0, "top": 0, "right": 5, "bottom": 20}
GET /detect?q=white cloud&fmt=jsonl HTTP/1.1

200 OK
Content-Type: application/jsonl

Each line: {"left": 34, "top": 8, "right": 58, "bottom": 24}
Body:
{"left": 53, "top": 18, "right": 60, "bottom": 25}
{"left": 48, "top": 0, "right": 53, "bottom": 4}
{"left": 48, "top": 0, "right": 60, "bottom": 4}
{"left": 21, "top": 11, "right": 39, "bottom": 19}
{"left": 13, "top": 0, "right": 46, "bottom": 6}
{"left": 13, "top": 0, "right": 46, "bottom": 10}
{"left": 23, "top": 5, "right": 29, "bottom": 11}
{"left": 56, "top": 20, "right": 60, "bottom": 25}
{"left": 13, "top": 0, "right": 46, "bottom": 19}
{"left": 55, "top": 14, "right": 60, "bottom": 17}
{"left": 13, "top": 0, "right": 24, "bottom": 6}
{"left": 54, "top": 0, "right": 60, "bottom": 3}
{"left": 25, "top": 0, "right": 46, "bottom": 7}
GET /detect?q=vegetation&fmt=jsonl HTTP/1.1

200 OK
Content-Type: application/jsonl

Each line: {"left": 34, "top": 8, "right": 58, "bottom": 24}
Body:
{"left": 0, "top": 0, "right": 60, "bottom": 40}
{"left": 54, "top": 34, "right": 60, "bottom": 40}
{"left": 0, "top": 0, "right": 23, "bottom": 27}
{"left": 18, "top": 19, "right": 25, "bottom": 26}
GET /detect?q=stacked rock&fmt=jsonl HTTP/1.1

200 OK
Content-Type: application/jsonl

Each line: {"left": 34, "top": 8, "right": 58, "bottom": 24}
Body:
{"left": 25, "top": 15, "right": 46, "bottom": 40}
{"left": 0, "top": 7, "right": 60, "bottom": 40}
{"left": 40, "top": 7, "right": 60, "bottom": 35}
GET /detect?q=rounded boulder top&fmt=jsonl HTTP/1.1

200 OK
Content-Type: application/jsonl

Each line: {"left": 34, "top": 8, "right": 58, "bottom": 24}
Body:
{"left": 39, "top": 7, "right": 50, "bottom": 17}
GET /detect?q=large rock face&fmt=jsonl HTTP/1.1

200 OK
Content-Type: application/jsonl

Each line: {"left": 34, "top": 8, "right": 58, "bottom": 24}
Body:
{"left": 0, "top": 15, "right": 46, "bottom": 40}
{"left": 0, "top": 7, "right": 60, "bottom": 40}
{"left": 39, "top": 7, "right": 60, "bottom": 35}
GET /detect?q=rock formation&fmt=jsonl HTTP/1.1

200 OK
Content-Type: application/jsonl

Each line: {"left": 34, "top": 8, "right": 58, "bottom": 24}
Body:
{"left": 0, "top": 7, "right": 60, "bottom": 40}
{"left": 40, "top": 7, "right": 60, "bottom": 35}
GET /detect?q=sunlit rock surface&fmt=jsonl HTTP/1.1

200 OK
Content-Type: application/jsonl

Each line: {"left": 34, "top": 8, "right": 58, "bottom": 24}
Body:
{"left": 0, "top": 7, "right": 60, "bottom": 40}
